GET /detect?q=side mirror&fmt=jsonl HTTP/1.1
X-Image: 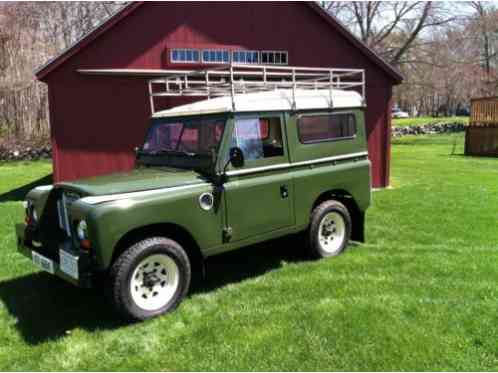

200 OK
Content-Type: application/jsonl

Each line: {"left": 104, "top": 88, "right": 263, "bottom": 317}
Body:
{"left": 219, "top": 147, "right": 245, "bottom": 184}
{"left": 229, "top": 147, "right": 244, "bottom": 168}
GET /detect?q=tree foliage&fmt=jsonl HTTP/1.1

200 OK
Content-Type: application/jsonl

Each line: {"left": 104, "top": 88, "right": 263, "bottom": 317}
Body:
{"left": 0, "top": 2, "right": 124, "bottom": 140}
{"left": 322, "top": 1, "right": 498, "bottom": 115}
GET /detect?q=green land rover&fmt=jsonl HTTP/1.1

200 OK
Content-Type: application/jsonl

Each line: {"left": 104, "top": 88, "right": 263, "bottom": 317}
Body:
{"left": 15, "top": 66, "right": 371, "bottom": 320}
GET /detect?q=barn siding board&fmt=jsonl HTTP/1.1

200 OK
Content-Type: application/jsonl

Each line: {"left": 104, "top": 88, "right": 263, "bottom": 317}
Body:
{"left": 41, "top": 2, "right": 399, "bottom": 187}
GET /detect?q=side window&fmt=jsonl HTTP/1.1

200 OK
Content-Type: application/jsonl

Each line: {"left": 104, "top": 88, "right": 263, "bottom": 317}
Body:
{"left": 297, "top": 113, "right": 356, "bottom": 144}
{"left": 231, "top": 117, "right": 284, "bottom": 161}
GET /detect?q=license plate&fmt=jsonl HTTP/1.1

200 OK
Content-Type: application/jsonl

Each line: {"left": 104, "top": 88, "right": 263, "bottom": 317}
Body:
{"left": 59, "top": 250, "right": 79, "bottom": 280}
{"left": 32, "top": 251, "right": 55, "bottom": 274}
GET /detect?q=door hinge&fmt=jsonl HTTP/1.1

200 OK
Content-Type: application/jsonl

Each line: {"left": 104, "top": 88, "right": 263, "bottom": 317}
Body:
{"left": 280, "top": 184, "right": 289, "bottom": 199}
{"left": 223, "top": 226, "right": 233, "bottom": 242}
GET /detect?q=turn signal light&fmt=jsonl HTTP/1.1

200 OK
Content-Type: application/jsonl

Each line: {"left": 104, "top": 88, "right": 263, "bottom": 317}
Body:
{"left": 81, "top": 239, "right": 91, "bottom": 250}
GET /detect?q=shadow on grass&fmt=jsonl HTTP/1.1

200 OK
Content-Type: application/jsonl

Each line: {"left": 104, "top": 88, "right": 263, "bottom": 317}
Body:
{"left": 199, "top": 234, "right": 308, "bottom": 294}
{"left": 449, "top": 153, "right": 498, "bottom": 159}
{"left": 0, "top": 234, "right": 308, "bottom": 345}
{"left": 0, "top": 174, "right": 53, "bottom": 202}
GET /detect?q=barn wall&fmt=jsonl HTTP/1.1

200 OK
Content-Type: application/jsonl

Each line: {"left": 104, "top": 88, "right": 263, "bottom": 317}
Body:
{"left": 45, "top": 2, "right": 395, "bottom": 186}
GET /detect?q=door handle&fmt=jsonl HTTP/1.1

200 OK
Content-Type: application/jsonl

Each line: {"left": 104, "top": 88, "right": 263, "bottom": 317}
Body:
{"left": 280, "top": 184, "right": 289, "bottom": 199}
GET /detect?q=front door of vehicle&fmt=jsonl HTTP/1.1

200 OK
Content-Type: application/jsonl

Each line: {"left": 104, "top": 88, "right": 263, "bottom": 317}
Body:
{"left": 223, "top": 114, "right": 294, "bottom": 242}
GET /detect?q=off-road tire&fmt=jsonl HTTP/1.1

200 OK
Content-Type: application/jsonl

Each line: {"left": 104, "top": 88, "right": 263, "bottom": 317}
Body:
{"left": 109, "top": 237, "right": 191, "bottom": 321}
{"left": 308, "top": 200, "right": 352, "bottom": 259}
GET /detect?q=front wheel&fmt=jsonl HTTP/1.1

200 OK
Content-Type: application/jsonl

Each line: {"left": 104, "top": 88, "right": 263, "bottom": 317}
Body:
{"left": 109, "top": 237, "right": 191, "bottom": 321}
{"left": 308, "top": 200, "right": 352, "bottom": 258}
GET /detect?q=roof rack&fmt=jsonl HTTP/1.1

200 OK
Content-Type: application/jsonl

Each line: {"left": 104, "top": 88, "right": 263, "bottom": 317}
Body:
{"left": 147, "top": 63, "right": 365, "bottom": 114}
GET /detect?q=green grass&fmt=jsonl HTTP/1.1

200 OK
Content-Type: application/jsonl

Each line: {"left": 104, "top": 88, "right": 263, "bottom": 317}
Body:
{"left": 1, "top": 135, "right": 498, "bottom": 370}
{"left": 393, "top": 116, "right": 469, "bottom": 127}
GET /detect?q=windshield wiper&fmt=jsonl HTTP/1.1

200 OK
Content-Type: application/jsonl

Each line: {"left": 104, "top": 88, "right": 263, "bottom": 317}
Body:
{"left": 143, "top": 149, "right": 198, "bottom": 157}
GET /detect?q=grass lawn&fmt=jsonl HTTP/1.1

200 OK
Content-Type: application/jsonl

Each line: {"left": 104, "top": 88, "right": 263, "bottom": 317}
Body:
{"left": 1, "top": 134, "right": 498, "bottom": 370}
{"left": 392, "top": 116, "right": 469, "bottom": 127}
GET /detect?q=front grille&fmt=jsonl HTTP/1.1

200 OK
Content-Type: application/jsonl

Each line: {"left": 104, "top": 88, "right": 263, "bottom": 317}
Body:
{"left": 57, "top": 191, "right": 79, "bottom": 237}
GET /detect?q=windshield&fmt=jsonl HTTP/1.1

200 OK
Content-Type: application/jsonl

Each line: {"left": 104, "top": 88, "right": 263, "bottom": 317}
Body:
{"left": 143, "top": 117, "right": 225, "bottom": 155}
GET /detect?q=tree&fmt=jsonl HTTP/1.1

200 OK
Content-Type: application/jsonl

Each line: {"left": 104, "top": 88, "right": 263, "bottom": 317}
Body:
{"left": 322, "top": 1, "right": 498, "bottom": 115}
{"left": 321, "top": 2, "right": 459, "bottom": 66}
{"left": 466, "top": 1, "right": 498, "bottom": 94}
{"left": 0, "top": 2, "right": 125, "bottom": 141}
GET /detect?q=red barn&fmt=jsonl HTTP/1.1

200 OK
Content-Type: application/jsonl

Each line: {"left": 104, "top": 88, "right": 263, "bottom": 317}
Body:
{"left": 36, "top": 1, "right": 402, "bottom": 187}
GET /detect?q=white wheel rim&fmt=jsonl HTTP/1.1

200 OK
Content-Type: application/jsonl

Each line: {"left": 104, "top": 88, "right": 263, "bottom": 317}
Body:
{"left": 318, "top": 212, "right": 346, "bottom": 255}
{"left": 130, "top": 254, "right": 180, "bottom": 311}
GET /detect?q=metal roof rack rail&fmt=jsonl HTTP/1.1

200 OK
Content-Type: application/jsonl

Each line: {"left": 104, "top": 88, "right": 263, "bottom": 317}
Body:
{"left": 147, "top": 63, "right": 365, "bottom": 114}
{"left": 77, "top": 63, "right": 365, "bottom": 114}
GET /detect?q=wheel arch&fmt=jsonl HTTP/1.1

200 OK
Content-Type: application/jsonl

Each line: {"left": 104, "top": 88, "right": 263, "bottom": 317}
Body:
{"left": 311, "top": 189, "right": 365, "bottom": 242}
{"left": 111, "top": 223, "right": 205, "bottom": 278}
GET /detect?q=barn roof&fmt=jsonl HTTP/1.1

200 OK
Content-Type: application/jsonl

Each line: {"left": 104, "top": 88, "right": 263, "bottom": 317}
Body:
{"left": 152, "top": 89, "right": 364, "bottom": 118}
{"left": 35, "top": 2, "right": 403, "bottom": 84}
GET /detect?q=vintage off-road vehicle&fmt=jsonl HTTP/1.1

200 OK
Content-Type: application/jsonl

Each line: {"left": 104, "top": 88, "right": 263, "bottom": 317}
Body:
{"left": 16, "top": 65, "right": 371, "bottom": 320}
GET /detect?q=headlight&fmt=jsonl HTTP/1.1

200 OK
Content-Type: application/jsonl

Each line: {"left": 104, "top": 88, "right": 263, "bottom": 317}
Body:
{"left": 24, "top": 200, "right": 38, "bottom": 224}
{"left": 76, "top": 220, "right": 88, "bottom": 240}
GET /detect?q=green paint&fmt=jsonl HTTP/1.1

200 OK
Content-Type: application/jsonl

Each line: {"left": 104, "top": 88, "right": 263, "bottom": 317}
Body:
{"left": 59, "top": 168, "right": 207, "bottom": 196}
{"left": 16, "top": 108, "right": 371, "bottom": 283}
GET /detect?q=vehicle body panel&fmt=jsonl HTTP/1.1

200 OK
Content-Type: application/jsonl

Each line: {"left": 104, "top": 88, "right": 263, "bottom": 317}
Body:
{"left": 73, "top": 182, "right": 222, "bottom": 269}
{"left": 60, "top": 168, "right": 207, "bottom": 196}
{"left": 15, "top": 105, "right": 371, "bottom": 287}
{"left": 223, "top": 170, "right": 295, "bottom": 242}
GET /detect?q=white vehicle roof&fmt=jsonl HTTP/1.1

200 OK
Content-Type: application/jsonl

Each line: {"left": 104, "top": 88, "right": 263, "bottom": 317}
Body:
{"left": 152, "top": 89, "right": 363, "bottom": 119}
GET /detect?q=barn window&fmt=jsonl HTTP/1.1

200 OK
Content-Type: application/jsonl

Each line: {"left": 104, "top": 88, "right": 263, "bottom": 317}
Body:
{"left": 233, "top": 50, "right": 259, "bottom": 64}
{"left": 202, "top": 49, "right": 230, "bottom": 64}
{"left": 297, "top": 113, "right": 356, "bottom": 144}
{"left": 261, "top": 51, "right": 288, "bottom": 65}
{"left": 170, "top": 48, "right": 200, "bottom": 63}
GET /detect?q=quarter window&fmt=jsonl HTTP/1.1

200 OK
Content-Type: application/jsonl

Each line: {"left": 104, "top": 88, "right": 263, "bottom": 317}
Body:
{"left": 297, "top": 114, "right": 356, "bottom": 144}
{"left": 170, "top": 48, "right": 200, "bottom": 63}
{"left": 202, "top": 49, "right": 230, "bottom": 64}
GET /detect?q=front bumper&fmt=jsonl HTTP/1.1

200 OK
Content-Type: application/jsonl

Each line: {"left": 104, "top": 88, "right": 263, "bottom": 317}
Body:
{"left": 16, "top": 223, "right": 95, "bottom": 288}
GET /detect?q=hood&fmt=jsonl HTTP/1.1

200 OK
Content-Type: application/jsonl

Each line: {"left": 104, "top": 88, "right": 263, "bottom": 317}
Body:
{"left": 57, "top": 167, "right": 208, "bottom": 196}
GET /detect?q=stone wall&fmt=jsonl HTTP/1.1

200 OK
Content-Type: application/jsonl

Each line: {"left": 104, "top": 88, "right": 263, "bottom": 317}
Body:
{"left": 392, "top": 122, "right": 466, "bottom": 137}
{"left": 0, "top": 141, "right": 52, "bottom": 161}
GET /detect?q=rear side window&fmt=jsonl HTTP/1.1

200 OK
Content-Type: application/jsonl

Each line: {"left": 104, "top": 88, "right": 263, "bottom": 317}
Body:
{"left": 297, "top": 113, "right": 356, "bottom": 144}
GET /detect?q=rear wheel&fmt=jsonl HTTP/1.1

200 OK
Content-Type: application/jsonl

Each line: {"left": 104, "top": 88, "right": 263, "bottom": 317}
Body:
{"left": 308, "top": 200, "right": 351, "bottom": 258}
{"left": 109, "top": 237, "right": 191, "bottom": 321}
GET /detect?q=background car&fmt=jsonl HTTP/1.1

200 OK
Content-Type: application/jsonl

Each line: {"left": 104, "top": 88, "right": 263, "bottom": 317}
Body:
{"left": 392, "top": 109, "right": 409, "bottom": 118}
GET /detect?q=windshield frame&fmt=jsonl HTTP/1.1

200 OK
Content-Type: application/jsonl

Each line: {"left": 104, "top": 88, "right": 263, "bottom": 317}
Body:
{"left": 137, "top": 113, "right": 229, "bottom": 174}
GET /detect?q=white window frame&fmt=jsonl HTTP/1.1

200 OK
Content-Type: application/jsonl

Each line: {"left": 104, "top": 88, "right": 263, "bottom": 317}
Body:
{"left": 170, "top": 48, "right": 288, "bottom": 65}
{"left": 261, "top": 50, "right": 289, "bottom": 66}
{"left": 170, "top": 48, "right": 200, "bottom": 64}
{"left": 232, "top": 50, "right": 260, "bottom": 65}
{"left": 201, "top": 49, "right": 231, "bottom": 64}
